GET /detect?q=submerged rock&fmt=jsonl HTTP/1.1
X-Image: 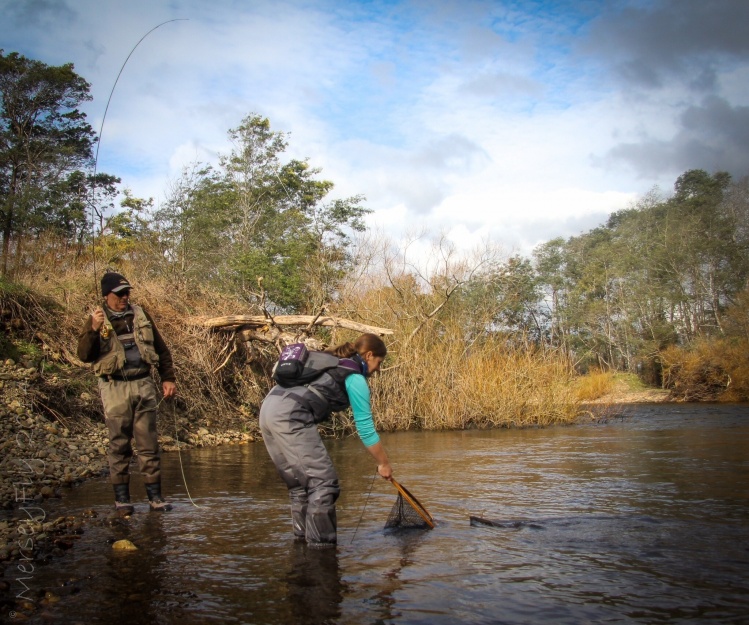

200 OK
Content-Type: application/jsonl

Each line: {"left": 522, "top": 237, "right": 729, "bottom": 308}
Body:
{"left": 112, "top": 539, "right": 138, "bottom": 551}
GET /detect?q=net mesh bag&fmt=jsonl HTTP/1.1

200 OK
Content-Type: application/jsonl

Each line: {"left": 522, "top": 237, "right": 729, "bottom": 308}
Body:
{"left": 384, "top": 479, "right": 435, "bottom": 530}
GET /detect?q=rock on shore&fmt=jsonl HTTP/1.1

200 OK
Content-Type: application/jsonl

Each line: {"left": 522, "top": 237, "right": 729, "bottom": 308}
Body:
{"left": 0, "top": 358, "right": 110, "bottom": 564}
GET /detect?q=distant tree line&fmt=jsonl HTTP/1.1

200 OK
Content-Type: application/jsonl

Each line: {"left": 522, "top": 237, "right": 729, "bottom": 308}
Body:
{"left": 531, "top": 170, "right": 749, "bottom": 378}
{"left": 450, "top": 169, "right": 748, "bottom": 384}
{"left": 3, "top": 51, "right": 748, "bottom": 390}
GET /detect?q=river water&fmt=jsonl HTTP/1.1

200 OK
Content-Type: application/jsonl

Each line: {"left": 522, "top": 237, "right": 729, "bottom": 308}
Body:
{"left": 6, "top": 403, "right": 749, "bottom": 624}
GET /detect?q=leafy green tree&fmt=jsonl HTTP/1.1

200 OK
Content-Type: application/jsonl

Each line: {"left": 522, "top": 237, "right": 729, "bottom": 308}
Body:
{"left": 533, "top": 237, "right": 569, "bottom": 350}
{"left": 149, "top": 114, "right": 370, "bottom": 310}
{"left": 150, "top": 164, "right": 235, "bottom": 285}
{"left": 557, "top": 226, "right": 625, "bottom": 369}
{"left": 93, "top": 189, "right": 155, "bottom": 266}
{"left": 0, "top": 50, "right": 97, "bottom": 274}
{"left": 620, "top": 170, "right": 740, "bottom": 343}
{"left": 498, "top": 256, "right": 543, "bottom": 337}
{"left": 221, "top": 114, "right": 370, "bottom": 311}
{"left": 603, "top": 194, "right": 678, "bottom": 368}
{"left": 42, "top": 171, "right": 119, "bottom": 247}
{"left": 465, "top": 255, "right": 544, "bottom": 341}
{"left": 666, "top": 170, "right": 743, "bottom": 337}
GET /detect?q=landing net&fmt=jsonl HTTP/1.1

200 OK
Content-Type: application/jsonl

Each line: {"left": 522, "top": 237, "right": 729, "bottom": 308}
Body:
{"left": 384, "top": 479, "right": 435, "bottom": 530}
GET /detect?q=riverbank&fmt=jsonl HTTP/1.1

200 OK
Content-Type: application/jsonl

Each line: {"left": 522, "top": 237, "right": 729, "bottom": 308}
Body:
{"left": 585, "top": 375, "right": 671, "bottom": 405}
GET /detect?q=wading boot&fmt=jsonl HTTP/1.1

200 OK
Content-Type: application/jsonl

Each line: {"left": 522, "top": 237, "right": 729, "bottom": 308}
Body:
{"left": 113, "top": 483, "right": 134, "bottom": 517}
{"left": 145, "top": 482, "right": 172, "bottom": 511}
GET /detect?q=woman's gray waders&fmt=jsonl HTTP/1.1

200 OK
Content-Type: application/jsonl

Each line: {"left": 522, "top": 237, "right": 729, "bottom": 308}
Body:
{"left": 259, "top": 389, "right": 340, "bottom": 546}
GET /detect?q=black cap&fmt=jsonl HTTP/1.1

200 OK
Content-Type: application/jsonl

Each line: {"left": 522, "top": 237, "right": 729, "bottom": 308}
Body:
{"left": 101, "top": 272, "right": 132, "bottom": 296}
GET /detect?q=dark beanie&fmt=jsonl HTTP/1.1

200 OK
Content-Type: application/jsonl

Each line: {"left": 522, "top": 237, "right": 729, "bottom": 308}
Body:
{"left": 101, "top": 272, "right": 132, "bottom": 296}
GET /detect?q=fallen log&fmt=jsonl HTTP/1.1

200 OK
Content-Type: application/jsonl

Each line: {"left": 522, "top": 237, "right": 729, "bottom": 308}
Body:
{"left": 200, "top": 314, "right": 393, "bottom": 336}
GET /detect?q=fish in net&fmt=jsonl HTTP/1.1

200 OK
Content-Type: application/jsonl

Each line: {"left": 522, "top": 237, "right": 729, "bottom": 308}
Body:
{"left": 384, "top": 478, "right": 435, "bottom": 529}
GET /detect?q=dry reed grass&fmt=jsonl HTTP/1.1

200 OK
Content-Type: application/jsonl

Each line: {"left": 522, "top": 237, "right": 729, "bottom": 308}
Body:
{"left": 573, "top": 369, "right": 616, "bottom": 402}
{"left": 368, "top": 338, "right": 580, "bottom": 430}
{"left": 661, "top": 338, "right": 749, "bottom": 402}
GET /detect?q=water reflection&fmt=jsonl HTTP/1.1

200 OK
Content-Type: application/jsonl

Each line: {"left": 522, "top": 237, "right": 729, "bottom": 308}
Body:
{"left": 369, "top": 531, "right": 432, "bottom": 623}
{"left": 285, "top": 543, "right": 343, "bottom": 624}
{"left": 105, "top": 513, "right": 168, "bottom": 623}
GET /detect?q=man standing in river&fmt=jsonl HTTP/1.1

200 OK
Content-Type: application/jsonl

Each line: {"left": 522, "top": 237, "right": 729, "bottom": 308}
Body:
{"left": 77, "top": 271, "right": 177, "bottom": 515}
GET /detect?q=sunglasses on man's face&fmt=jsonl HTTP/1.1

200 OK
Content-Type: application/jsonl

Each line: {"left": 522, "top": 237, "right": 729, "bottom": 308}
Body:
{"left": 114, "top": 290, "right": 131, "bottom": 298}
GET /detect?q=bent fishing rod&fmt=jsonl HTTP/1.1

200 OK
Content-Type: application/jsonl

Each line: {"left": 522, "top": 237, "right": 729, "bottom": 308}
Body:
{"left": 89, "top": 18, "right": 188, "bottom": 293}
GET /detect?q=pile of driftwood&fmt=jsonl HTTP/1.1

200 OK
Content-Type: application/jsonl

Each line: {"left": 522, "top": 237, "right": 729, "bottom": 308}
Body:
{"left": 198, "top": 313, "right": 393, "bottom": 369}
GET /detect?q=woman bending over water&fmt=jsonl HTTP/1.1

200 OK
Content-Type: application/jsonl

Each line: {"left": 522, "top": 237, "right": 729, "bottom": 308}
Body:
{"left": 259, "top": 333, "right": 393, "bottom": 548}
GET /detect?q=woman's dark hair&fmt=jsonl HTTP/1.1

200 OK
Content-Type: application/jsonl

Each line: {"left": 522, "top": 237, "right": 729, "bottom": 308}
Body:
{"left": 326, "top": 333, "right": 387, "bottom": 359}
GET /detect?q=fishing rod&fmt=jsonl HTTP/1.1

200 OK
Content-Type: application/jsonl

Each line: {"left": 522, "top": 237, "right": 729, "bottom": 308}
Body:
{"left": 350, "top": 470, "right": 378, "bottom": 545}
{"left": 89, "top": 18, "right": 188, "bottom": 294}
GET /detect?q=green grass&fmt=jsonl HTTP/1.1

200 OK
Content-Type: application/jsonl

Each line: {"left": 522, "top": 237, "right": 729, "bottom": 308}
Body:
{"left": 0, "top": 275, "right": 34, "bottom": 298}
{"left": 613, "top": 372, "right": 650, "bottom": 391}
{"left": 10, "top": 339, "right": 44, "bottom": 362}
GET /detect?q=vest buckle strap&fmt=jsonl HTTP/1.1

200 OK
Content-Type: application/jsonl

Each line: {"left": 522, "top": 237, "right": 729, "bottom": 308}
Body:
{"left": 100, "top": 371, "right": 150, "bottom": 382}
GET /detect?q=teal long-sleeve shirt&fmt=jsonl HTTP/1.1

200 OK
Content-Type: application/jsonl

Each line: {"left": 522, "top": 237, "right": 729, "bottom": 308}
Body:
{"left": 345, "top": 374, "right": 380, "bottom": 447}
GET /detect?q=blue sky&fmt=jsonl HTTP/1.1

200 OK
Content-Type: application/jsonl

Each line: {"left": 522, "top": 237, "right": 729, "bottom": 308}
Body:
{"left": 2, "top": 0, "right": 748, "bottom": 258}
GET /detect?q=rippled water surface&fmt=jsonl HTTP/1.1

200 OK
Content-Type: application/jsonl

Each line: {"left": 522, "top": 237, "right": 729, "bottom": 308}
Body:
{"left": 8, "top": 404, "right": 749, "bottom": 624}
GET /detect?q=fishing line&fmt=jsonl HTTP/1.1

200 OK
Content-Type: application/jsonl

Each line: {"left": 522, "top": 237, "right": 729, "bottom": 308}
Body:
{"left": 155, "top": 395, "right": 204, "bottom": 508}
{"left": 350, "top": 469, "right": 378, "bottom": 545}
{"left": 89, "top": 18, "right": 188, "bottom": 293}
{"left": 170, "top": 402, "right": 205, "bottom": 509}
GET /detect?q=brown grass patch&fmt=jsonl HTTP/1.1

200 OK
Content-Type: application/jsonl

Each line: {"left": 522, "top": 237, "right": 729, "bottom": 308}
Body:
{"left": 661, "top": 338, "right": 749, "bottom": 402}
{"left": 573, "top": 369, "right": 616, "bottom": 402}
